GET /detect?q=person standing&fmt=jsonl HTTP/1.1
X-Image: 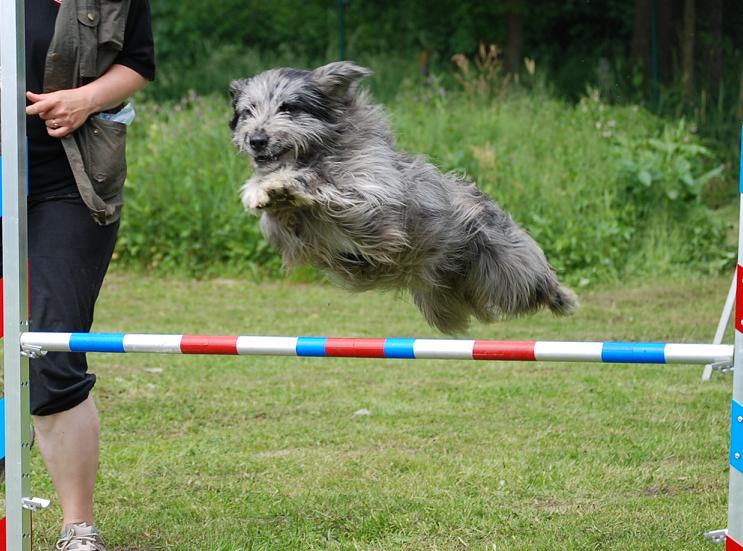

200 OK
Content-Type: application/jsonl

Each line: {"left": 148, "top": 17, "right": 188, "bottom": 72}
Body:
{"left": 17, "top": 0, "right": 155, "bottom": 548}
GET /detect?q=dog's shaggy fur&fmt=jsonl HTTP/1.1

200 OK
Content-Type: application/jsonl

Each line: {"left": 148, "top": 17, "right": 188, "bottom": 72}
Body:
{"left": 229, "top": 62, "right": 577, "bottom": 334}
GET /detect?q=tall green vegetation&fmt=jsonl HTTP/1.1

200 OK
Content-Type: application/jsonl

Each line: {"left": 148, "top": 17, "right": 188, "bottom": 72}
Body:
{"left": 124, "top": 0, "right": 741, "bottom": 281}
{"left": 147, "top": 0, "right": 743, "bottom": 150}
{"left": 118, "top": 96, "right": 279, "bottom": 277}
{"left": 119, "top": 78, "right": 733, "bottom": 283}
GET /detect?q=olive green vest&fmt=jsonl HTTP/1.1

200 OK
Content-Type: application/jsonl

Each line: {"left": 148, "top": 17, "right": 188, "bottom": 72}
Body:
{"left": 45, "top": 0, "right": 132, "bottom": 225}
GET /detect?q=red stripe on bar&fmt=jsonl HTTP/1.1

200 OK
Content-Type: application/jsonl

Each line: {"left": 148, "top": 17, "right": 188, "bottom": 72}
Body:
{"left": 737, "top": 264, "right": 743, "bottom": 334}
{"left": 180, "top": 335, "right": 239, "bottom": 354}
{"left": 0, "top": 516, "right": 6, "bottom": 551}
{"left": 473, "top": 340, "right": 536, "bottom": 361}
{"left": 728, "top": 535, "right": 743, "bottom": 551}
{"left": 325, "top": 338, "right": 386, "bottom": 358}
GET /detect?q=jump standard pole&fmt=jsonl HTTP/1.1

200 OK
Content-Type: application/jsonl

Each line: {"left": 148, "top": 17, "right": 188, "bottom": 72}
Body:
{"left": 1, "top": 0, "right": 35, "bottom": 548}
{"left": 725, "top": 127, "right": 743, "bottom": 550}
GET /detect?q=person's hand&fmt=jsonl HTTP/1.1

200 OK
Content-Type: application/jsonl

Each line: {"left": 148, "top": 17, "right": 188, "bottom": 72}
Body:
{"left": 26, "top": 89, "right": 95, "bottom": 138}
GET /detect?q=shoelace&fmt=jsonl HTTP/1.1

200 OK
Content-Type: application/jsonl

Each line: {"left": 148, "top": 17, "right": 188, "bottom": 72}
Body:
{"left": 55, "top": 532, "right": 101, "bottom": 551}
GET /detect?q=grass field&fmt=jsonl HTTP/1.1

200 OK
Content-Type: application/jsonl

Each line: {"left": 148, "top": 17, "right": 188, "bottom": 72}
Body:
{"left": 16, "top": 271, "right": 734, "bottom": 550}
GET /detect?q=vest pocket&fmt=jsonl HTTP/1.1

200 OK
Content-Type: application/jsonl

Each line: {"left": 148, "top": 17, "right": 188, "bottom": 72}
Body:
{"left": 77, "top": 4, "right": 100, "bottom": 78}
{"left": 77, "top": 117, "right": 128, "bottom": 202}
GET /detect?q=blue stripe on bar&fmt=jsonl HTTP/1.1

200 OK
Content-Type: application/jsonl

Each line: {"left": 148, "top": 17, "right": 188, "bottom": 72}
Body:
{"left": 601, "top": 342, "right": 666, "bottom": 363}
{"left": 296, "top": 337, "right": 327, "bottom": 357}
{"left": 732, "top": 400, "right": 743, "bottom": 473}
{"left": 0, "top": 398, "right": 5, "bottom": 461}
{"left": 383, "top": 338, "right": 416, "bottom": 359}
{"left": 69, "top": 333, "right": 125, "bottom": 353}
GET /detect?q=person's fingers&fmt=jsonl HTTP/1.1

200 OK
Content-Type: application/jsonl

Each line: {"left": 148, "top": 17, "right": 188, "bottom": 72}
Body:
{"left": 26, "top": 96, "right": 55, "bottom": 117}
{"left": 46, "top": 125, "right": 71, "bottom": 138}
{"left": 25, "top": 91, "right": 45, "bottom": 102}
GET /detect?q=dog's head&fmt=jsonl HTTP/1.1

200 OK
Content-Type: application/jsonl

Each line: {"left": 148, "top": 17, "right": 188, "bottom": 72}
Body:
{"left": 229, "top": 62, "right": 372, "bottom": 172}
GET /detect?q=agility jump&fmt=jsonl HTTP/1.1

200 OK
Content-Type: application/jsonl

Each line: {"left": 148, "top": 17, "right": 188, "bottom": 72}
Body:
{"left": 3, "top": 2, "right": 743, "bottom": 550}
{"left": 18, "top": 332, "right": 735, "bottom": 365}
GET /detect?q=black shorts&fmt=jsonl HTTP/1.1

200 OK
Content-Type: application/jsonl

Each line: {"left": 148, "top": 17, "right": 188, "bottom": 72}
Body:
{"left": 2, "top": 195, "right": 118, "bottom": 416}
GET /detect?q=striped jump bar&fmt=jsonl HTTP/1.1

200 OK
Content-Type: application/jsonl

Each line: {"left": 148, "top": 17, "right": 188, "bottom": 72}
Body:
{"left": 19, "top": 332, "right": 734, "bottom": 364}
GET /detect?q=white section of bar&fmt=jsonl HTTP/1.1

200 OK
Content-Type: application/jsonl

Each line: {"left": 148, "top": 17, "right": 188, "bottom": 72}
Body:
{"left": 20, "top": 332, "right": 72, "bottom": 352}
{"left": 664, "top": 343, "right": 733, "bottom": 364}
{"left": 413, "top": 339, "right": 475, "bottom": 359}
{"left": 534, "top": 341, "right": 603, "bottom": 362}
{"left": 236, "top": 336, "right": 298, "bottom": 355}
{"left": 123, "top": 334, "right": 183, "bottom": 353}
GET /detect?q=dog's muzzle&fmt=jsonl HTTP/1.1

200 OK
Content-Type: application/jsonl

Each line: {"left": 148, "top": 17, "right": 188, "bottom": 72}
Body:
{"left": 249, "top": 131, "right": 269, "bottom": 152}
{"left": 247, "top": 131, "right": 285, "bottom": 165}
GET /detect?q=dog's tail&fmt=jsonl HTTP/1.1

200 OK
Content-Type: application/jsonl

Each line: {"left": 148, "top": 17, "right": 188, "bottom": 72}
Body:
{"left": 548, "top": 285, "right": 579, "bottom": 316}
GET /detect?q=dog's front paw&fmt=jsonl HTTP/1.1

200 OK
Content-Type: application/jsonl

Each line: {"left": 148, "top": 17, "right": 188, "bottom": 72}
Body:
{"left": 240, "top": 173, "right": 314, "bottom": 214}
{"left": 241, "top": 183, "right": 273, "bottom": 214}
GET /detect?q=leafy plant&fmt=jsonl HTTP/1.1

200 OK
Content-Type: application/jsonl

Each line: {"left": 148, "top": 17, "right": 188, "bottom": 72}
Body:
{"left": 616, "top": 120, "right": 724, "bottom": 210}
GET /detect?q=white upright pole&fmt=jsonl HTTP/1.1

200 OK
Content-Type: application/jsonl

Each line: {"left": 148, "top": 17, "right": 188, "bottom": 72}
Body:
{"left": 1, "top": 0, "right": 33, "bottom": 548}
{"left": 727, "top": 127, "right": 743, "bottom": 549}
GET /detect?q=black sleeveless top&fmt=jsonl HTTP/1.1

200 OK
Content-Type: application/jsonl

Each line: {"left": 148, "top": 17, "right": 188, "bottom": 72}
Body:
{"left": 25, "top": 0, "right": 155, "bottom": 198}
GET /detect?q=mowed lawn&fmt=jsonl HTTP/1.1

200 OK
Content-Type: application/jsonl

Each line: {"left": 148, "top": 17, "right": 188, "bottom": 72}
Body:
{"left": 20, "top": 272, "right": 735, "bottom": 550}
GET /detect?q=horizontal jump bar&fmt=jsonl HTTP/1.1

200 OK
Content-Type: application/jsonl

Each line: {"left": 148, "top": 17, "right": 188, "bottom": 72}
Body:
{"left": 19, "top": 332, "right": 734, "bottom": 364}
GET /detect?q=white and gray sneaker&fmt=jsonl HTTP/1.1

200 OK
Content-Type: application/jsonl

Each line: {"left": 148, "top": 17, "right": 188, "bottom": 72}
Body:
{"left": 55, "top": 522, "right": 108, "bottom": 551}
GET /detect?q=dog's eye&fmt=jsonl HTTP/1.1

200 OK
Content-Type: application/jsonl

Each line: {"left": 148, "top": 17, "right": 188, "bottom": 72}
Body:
{"left": 278, "top": 102, "right": 300, "bottom": 115}
{"left": 242, "top": 103, "right": 257, "bottom": 117}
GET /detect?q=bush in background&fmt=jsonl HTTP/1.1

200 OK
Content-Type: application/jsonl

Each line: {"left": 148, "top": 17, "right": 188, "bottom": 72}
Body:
{"left": 117, "top": 95, "right": 281, "bottom": 277}
{"left": 118, "top": 82, "right": 734, "bottom": 284}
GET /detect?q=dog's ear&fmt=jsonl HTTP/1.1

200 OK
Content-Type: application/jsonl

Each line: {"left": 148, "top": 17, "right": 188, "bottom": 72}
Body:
{"left": 311, "top": 62, "right": 372, "bottom": 97}
{"left": 228, "top": 79, "right": 249, "bottom": 131}
{"left": 229, "top": 79, "right": 249, "bottom": 106}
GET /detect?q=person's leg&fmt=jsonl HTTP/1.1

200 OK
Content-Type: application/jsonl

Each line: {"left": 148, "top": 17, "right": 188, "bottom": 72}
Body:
{"left": 32, "top": 396, "right": 99, "bottom": 526}
{"left": 24, "top": 197, "right": 119, "bottom": 532}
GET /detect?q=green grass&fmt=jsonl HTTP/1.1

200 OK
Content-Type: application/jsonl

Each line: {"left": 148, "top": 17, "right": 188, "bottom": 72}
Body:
{"left": 16, "top": 272, "right": 736, "bottom": 550}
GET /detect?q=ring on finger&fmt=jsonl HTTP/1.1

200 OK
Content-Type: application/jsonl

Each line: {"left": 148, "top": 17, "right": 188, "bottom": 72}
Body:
{"left": 51, "top": 120, "right": 59, "bottom": 129}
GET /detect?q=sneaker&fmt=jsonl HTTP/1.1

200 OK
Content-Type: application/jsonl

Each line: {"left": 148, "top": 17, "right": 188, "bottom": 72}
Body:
{"left": 55, "top": 522, "right": 108, "bottom": 551}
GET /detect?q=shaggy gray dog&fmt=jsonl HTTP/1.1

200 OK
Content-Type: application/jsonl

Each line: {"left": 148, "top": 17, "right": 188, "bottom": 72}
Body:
{"left": 229, "top": 61, "right": 577, "bottom": 333}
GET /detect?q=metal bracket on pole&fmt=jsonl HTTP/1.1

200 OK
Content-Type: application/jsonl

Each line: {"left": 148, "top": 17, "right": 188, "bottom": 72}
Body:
{"left": 20, "top": 344, "right": 47, "bottom": 359}
{"left": 702, "top": 271, "right": 736, "bottom": 381}
{"left": 21, "top": 497, "right": 50, "bottom": 512}
{"left": 703, "top": 359, "right": 734, "bottom": 380}
{"left": 704, "top": 528, "right": 727, "bottom": 544}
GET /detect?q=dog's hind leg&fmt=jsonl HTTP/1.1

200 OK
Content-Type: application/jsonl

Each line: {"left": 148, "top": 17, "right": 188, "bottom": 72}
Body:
{"left": 411, "top": 285, "right": 473, "bottom": 334}
{"left": 464, "top": 224, "right": 578, "bottom": 319}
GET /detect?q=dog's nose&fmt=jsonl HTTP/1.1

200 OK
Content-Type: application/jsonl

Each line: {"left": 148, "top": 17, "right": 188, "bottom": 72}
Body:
{"left": 249, "top": 132, "right": 269, "bottom": 152}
